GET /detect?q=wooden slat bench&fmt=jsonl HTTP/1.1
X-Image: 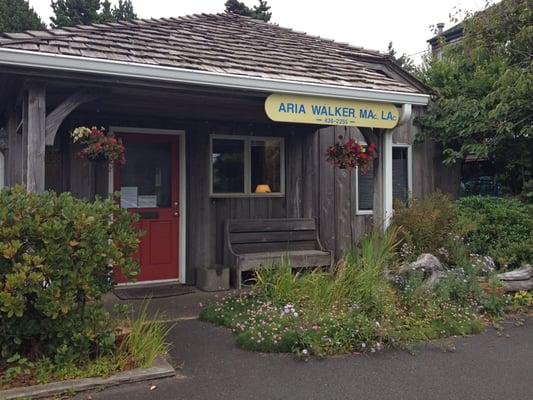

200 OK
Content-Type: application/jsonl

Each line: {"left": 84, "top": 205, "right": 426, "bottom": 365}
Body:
{"left": 224, "top": 218, "right": 332, "bottom": 288}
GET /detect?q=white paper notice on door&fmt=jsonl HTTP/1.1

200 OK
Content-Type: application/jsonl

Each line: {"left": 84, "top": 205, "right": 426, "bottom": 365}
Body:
{"left": 138, "top": 195, "right": 157, "bottom": 208}
{"left": 120, "top": 186, "right": 138, "bottom": 208}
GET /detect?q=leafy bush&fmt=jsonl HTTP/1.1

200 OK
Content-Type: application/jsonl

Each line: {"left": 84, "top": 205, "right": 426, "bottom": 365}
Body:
{"left": 0, "top": 186, "right": 139, "bottom": 362}
{"left": 456, "top": 196, "right": 533, "bottom": 268}
{"left": 393, "top": 192, "right": 459, "bottom": 259}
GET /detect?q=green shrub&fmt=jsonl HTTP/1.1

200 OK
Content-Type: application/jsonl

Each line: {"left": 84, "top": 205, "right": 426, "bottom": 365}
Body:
{"left": 393, "top": 192, "right": 459, "bottom": 259}
{"left": 456, "top": 196, "right": 533, "bottom": 268}
{"left": 0, "top": 186, "right": 139, "bottom": 362}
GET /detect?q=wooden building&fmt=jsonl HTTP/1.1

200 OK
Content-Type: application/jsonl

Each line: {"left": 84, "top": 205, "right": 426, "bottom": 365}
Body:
{"left": 0, "top": 13, "right": 456, "bottom": 286}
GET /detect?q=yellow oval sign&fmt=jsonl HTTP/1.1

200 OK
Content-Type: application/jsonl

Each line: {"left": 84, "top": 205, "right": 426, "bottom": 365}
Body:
{"left": 265, "top": 93, "right": 399, "bottom": 129}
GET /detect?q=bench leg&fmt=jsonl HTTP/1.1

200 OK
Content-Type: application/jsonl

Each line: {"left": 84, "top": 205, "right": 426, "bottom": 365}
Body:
{"left": 230, "top": 266, "right": 242, "bottom": 289}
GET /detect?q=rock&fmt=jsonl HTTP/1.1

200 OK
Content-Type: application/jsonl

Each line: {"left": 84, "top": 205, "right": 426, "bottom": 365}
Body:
{"left": 398, "top": 253, "right": 446, "bottom": 288}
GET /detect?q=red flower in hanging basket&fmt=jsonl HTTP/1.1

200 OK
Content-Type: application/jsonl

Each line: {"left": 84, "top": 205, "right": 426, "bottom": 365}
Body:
{"left": 71, "top": 126, "right": 126, "bottom": 165}
{"left": 326, "top": 136, "right": 377, "bottom": 173}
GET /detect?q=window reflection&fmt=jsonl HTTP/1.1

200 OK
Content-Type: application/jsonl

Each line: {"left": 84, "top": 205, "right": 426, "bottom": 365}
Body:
{"left": 212, "top": 139, "right": 245, "bottom": 193}
{"left": 251, "top": 140, "right": 281, "bottom": 194}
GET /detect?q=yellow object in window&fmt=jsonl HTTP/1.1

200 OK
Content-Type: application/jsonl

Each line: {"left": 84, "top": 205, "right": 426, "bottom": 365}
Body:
{"left": 255, "top": 184, "right": 272, "bottom": 193}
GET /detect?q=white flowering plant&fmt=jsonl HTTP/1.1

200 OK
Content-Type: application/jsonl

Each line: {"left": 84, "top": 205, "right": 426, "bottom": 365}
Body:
{"left": 70, "top": 126, "right": 126, "bottom": 164}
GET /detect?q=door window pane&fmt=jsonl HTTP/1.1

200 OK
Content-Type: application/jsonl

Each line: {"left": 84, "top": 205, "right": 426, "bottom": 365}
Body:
{"left": 358, "top": 163, "right": 374, "bottom": 211}
{"left": 120, "top": 142, "right": 171, "bottom": 208}
{"left": 357, "top": 146, "right": 410, "bottom": 212}
{"left": 393, "top": 147, "right": 409, "bottom": 204}
{"left": 212, "top": 139, "right": 245, "bottom": 193}
{"left": 251, "top": 139, "right": 281, "bottom": 194}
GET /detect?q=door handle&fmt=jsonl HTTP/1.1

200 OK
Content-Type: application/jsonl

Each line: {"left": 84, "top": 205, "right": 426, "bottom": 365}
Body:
{"left": 173, "top": 211, "right": 179, "bottom": 217}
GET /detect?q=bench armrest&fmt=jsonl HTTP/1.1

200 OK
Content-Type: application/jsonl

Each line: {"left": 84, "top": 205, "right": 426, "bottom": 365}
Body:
{"left": 313, "top": 218, "right": 328, "bottom": 253}
{"left": 224, "top": 220, "right": 239, "bottom": 256}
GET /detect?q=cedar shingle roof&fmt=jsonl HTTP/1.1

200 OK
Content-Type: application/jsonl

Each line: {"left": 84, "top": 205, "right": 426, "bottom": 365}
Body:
{"left": 0, "top": 13, "right": 422, "bottom": 94}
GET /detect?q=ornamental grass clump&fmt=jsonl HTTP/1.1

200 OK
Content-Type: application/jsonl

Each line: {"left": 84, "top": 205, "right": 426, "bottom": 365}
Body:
{"left": 119, "top": 301, "right": 173, "bottom": 369}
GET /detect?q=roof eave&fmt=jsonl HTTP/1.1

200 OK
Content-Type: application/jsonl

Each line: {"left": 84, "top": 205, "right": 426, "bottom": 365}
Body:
{"left": 0, "top": 48, "right": 430, "bottom": 106}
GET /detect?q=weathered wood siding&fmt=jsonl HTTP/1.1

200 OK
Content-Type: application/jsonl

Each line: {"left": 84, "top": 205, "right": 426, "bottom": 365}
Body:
{"left": 41, "top": 111, "right": 457, "bottom": 284}
{"left": 310, "top": 106, "right": 461, "bottom": 259}
{"left": 31, "top": 96, "right": 456, "bottom": 284}
{"left": 185, "top": 122, "right": 311, "bottom": 283}
{"left": 315, "top": 126, "right": 372, "bottom": 260}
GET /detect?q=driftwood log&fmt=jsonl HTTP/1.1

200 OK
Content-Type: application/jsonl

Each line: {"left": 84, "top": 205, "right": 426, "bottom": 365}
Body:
{"left": 398, "top": 253, "right": 446, "bottom": 288}
{"left": 497, "top": 265, "right": 533, "bottom": 292}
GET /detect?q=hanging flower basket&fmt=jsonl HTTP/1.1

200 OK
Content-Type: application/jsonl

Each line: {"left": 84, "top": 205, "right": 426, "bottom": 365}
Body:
{"left": 326, "top": 135, "right": 377, "bottom": 173}
{"left": 71, "top": 126, "right": 126, "bottom": 165}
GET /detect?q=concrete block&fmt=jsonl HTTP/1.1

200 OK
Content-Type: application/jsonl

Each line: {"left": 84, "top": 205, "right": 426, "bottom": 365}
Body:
{"left": 197, "top": 264, "right": 229, "bottom": 292}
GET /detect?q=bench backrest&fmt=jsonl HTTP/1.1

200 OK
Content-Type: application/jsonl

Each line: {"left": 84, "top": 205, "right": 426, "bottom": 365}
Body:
{"left": 226, "top": 218, "right": 319, "bottom": 254}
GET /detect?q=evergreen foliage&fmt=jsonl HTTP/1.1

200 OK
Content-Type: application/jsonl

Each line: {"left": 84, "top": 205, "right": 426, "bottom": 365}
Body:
{"left": 224, "top": 0, "right": 272, "bottom": 22}
{"left": 51, "top": 0, "right": 137, "bottom": 27}
{"left": 0, "top": 0, "right": 45, "bottom": 32}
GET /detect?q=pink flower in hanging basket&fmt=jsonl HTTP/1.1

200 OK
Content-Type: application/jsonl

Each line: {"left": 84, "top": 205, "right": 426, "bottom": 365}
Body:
{"left": 326, "top": 137, "right": 377, "bottom": 173}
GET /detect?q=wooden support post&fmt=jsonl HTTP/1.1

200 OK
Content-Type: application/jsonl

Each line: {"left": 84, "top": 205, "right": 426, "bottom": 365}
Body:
{"left": 5, "top": 106, "right": 22, "bottom": 186}
{"left": 382, "top": 129, "right": 394, "bottom": 230}
{"left": 372, "top": 132, "right": 384, "bottom": 229}
{"left": 23, "top": 82, "right": 46, "bottom": 192}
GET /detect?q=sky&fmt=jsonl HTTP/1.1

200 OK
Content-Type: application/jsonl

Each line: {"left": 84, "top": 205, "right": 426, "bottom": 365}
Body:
{"left": 27, "top": 0, "right": 492, "bottom": 63}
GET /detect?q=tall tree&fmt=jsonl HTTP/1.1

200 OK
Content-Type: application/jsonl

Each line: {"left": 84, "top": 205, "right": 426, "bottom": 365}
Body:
{"left": 251, "top": 0, "right": 271, "bottom": 21}
{"left": 51, "top": 0, "right": 101, "bottom": 27}
{"left": 224, "top": 0, "right": 271, "bottom": 22}
{"left": 51, "top": 0, "right": 137, "bottom": 27}
{"left": 386, "top": 41, "right": 415, "bottom": 72}
{"left": 112, "top": 0, "right": 136, "bottom": 20}
{"left": 98, "top": 0, "right": 114, "bottom": 22}
{"left": 416, "top": 0, "right": 532, "bottom": 195}
{"left": 0, "top": 0, "right": 45, "bottom": 32}
{"left": 225, "top": 0, "right": 251, "bottom": 16}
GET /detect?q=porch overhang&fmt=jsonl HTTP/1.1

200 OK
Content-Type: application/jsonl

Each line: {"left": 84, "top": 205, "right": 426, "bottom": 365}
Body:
{"left": 0, "top": 48, "right": 430, "bottom": 106}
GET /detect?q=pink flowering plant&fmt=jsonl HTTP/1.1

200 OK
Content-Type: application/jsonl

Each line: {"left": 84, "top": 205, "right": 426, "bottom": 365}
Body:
{"left": 326, "top": 135, "right": 377, "bottom": 173}
{"left": 200, "top": 222, "right": 525, "bottom": 360}
{"left": 200, "top": 228, "right": 507, "bottom": 359}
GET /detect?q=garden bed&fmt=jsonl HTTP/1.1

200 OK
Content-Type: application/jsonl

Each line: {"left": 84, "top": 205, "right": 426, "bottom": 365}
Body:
{"left": 0, "top": 357, "right": 174, "bottom": 400}
{"left": 201, "top": 196, "right": 532, "bottom": 359}
{"left": 0, "top": 301, "right": 173, "bottom": 391}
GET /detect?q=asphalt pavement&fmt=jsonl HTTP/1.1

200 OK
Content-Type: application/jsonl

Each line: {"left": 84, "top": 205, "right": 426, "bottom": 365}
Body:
{"left": 77, "top": 316, "right": 533, "bottom": 400}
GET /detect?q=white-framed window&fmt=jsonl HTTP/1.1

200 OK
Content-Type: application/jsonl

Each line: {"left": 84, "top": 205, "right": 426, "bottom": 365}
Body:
{"left": 209, "top": 134, "right": 285, "bottom": 197}
{"left": 356, "top": 144, "right": 412, "bottom": 215}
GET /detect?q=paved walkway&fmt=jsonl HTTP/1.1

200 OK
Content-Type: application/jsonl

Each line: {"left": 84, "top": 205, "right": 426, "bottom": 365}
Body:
{"left": 104, "top": 287, "right": 237, "bottom": 319}
{"left": 79, "top": 293, "right": 533, "bottom": 400}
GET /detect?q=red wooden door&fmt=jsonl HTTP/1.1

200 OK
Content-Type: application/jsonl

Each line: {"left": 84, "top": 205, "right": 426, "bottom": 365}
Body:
{"left": 114, "top": 134, "right": 179, "bottom": 282}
